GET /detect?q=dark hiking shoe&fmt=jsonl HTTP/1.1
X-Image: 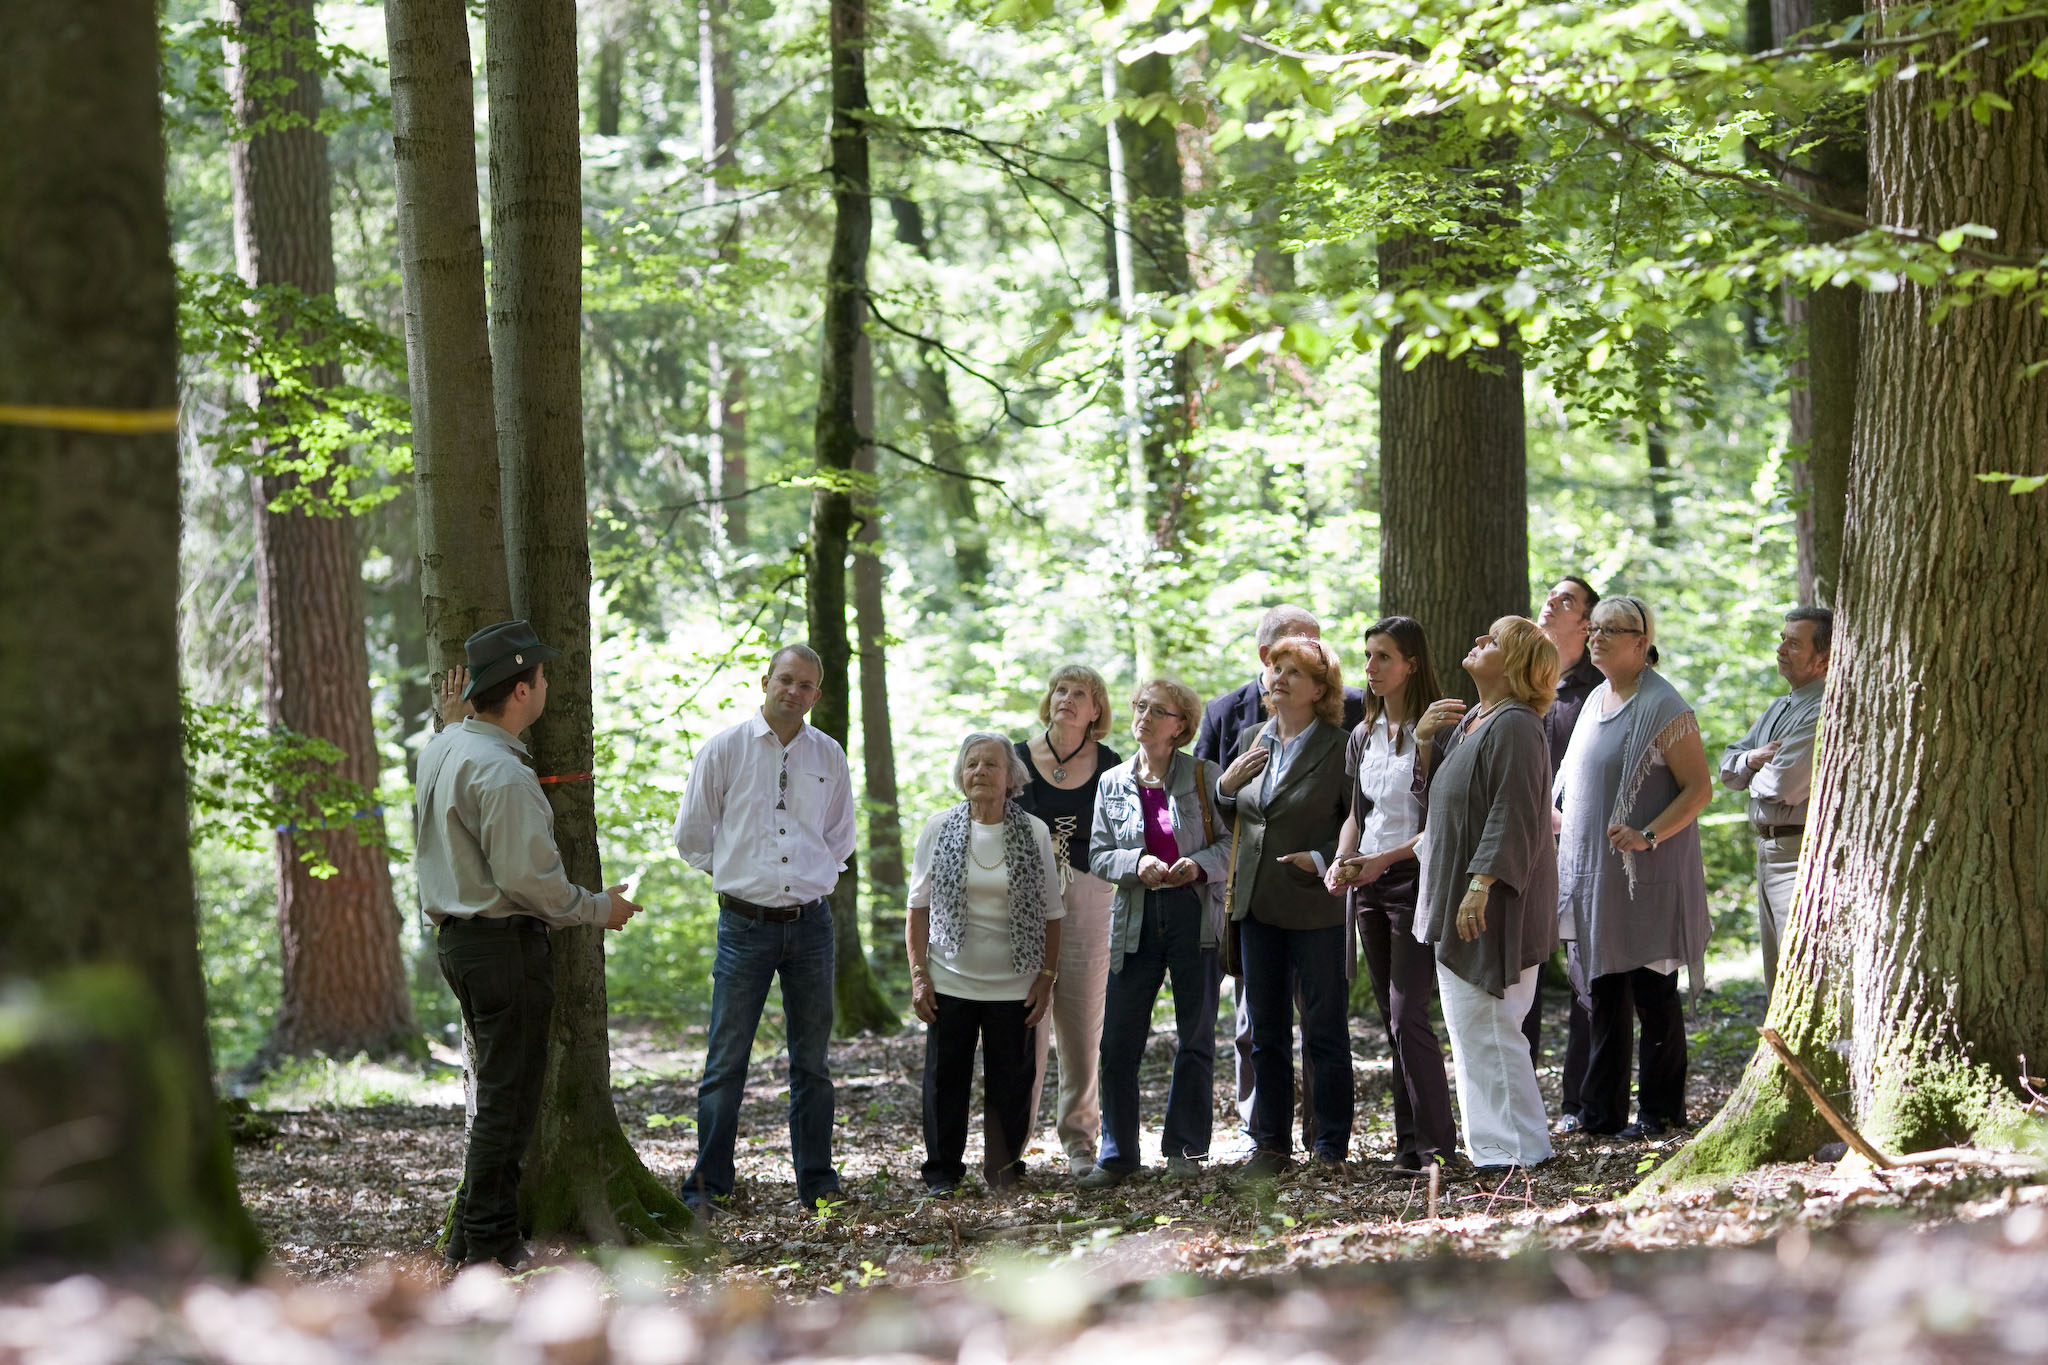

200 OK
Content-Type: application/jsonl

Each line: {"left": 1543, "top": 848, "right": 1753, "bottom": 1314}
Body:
{"left": 1077, "top": 1165, "right": 1129, "bottom": 1192}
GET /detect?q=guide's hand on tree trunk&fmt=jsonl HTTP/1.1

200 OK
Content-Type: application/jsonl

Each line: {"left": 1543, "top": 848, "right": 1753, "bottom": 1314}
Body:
{"left": 439, "top": 666, "right": 474, "bottom": 726}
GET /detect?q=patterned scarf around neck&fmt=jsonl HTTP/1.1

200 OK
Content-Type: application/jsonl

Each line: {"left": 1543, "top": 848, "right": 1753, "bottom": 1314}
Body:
{"left": 1607, "top": 668, "right": 1701, "bottom": 897}
{"left": 926, "top": 801, "right": 1050, "bottom": 977}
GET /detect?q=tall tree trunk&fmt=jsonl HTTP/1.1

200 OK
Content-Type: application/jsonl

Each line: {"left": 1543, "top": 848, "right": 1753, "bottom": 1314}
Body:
{"left": 887, "top": 195, "right": 988, "bottom": 591}
{"left": 1637, "top": 337, "right": 1676, "bottom": 547}
{"left": 1650, "top": 17, "right": 2048, "bottom": 1186}
{"left": 0, "top": 0, "right": 257, "bottom": 1267}
{"left": 593, "top": 0, "right": 628, "bottom": 137}
{"left": 1776, "top": 0, "right": 1864, "bottom": 607}
{"left": 851, "top": 336, "right": 907, "bottom": 961}
{"left": 1376, "top": 128, "right": 1529, "bottom": 698}
{"left": 226, "top": 0, "right": 418, "bottom": 1065}
{"left": 1117, "top": 48, "right": 1196, "bottom": 549}
{"left": 700, "top": 0, "right": 749, "bottom": 548}
{"left": 386, "top": 0, "right": 511, "bottom": 670}
{"left": 809, "top": 0, "right": 898, "bottom": 1037}
{"left": 487, "top": 0, "right": 693, "bottom": 1241}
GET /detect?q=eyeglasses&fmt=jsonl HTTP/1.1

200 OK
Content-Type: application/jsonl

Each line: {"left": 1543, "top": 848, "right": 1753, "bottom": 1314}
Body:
{"left": 1131, "top": 702, "right": 1183, "bottom": 720}
{"left": 1587, "top": 625, "right": 1644, "bottom": 638}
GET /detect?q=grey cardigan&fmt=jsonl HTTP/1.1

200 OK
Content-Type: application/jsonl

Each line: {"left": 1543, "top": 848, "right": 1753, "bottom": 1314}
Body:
{"left": 1090, "top": 751, "right": 1232, "bottom": 974}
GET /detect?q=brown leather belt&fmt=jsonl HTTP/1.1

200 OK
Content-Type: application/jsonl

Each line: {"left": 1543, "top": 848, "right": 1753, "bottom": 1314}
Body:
{"left": 718, "top": 893, "right": 817, "bottom": 923}
{"left": 1753, "top": 824, "right": 1804, "bottom": 841}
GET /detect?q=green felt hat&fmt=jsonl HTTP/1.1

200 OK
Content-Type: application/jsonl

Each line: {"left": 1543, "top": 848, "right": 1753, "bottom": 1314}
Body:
{"left": 461, "top": 620, "right": 561, "bottom": 700}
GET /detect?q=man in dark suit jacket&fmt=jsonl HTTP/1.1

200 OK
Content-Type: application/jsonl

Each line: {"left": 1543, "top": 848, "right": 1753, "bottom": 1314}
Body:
{"left": 1193, "top": 604, "right": 1366, "bottom": 1143}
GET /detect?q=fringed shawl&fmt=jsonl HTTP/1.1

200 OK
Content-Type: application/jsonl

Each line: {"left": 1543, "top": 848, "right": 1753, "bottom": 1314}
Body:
{"left": 1605, "top": 669, "right": 1701, "bottom": 898}
{"left": 925, "top": 802, "right": 1053, "bottom": 977}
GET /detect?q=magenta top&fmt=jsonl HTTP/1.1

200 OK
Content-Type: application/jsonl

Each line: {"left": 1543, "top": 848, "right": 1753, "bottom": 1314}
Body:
{"left": 1139, "top": 783, "right": 1180, "bottom": 864}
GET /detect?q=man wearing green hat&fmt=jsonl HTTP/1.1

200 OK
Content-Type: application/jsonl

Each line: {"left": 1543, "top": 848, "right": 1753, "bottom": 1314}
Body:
{"left": 416, "top": 620, "right": 643, "bottom": 1270}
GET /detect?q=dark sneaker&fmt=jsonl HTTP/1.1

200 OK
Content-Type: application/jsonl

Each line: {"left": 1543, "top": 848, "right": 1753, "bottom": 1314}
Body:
{"left": 923, "top": 1181, "right": 958, "bottom": 1200}
{"left": 1237, "top": 1148, "right": 1294, "bottom": 1180}
{"left": 1618, "top": 1118, "right": 1669, "bottom": 1140}
{"left": 1310, "top": 1150, "right": 1347, "bottom": 1172}
{"left": 1162, "top": 1156, "right": 1205, "bottom": 1179}
{"left": 1077, "top": 1165, "right": 1128, "bottom": 1192}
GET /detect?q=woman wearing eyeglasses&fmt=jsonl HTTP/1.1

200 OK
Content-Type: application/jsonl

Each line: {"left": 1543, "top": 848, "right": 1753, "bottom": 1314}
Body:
{"left": 1078, "top": 679, "right": 1230, "bottom": 1189}
{"left": 1553, "top": 594, "right": 1713, "bottom": 1139}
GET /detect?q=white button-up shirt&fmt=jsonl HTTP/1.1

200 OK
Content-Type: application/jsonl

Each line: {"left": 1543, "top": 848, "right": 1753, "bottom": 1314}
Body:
{"left": 671, "top": 710, "right": 856, "bottom": 906}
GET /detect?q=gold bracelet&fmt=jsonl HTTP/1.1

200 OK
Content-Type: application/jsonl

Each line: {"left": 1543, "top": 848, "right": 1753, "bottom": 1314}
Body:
{"left": 1038, "top": 968, "right": 1058, "bottom": 981}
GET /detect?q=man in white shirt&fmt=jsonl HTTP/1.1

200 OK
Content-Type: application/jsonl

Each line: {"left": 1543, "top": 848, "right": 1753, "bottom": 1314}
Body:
{"left": 417, "top": 620, "right": 642, "bottom": 1269}
{"left": 672, "top": 643, "right": 857, "bottom": 1212}
{"left": 1719, "top": 607, "right": 1832, "bottom": 995}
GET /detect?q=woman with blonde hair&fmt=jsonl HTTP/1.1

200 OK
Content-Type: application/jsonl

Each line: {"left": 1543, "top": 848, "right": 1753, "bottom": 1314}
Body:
{"left": 1413, "top": 616, "right": 1561, "bottom": 1171}
{"left": 1079, "top": 677, "right": 1230, "bottom": 1188}
{"left": 1553, "top": 594, "right": 1712, "bottom": 1139}
{"left": 1014, "top": 664, "right": 1121, "bottom": 1175}
{"left": 1217, "top": 636, "right": 1355, "bottom": 1174}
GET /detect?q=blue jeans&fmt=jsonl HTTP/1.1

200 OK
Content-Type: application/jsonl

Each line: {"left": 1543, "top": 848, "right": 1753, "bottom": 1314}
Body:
{"left": 1096, "top": 887, "right": 1219, "bottom": 1172}
{"left": 683, "top": 903, "right": 839, "bottom": 1206}
{"left": 1239, "top": 914, "right": 1353, "bottom": 1158}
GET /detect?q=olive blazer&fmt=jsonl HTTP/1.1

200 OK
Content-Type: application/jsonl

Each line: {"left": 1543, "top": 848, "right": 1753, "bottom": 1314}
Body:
{"left": 1215, "top": 719, "right": 1350, "bottom": 932}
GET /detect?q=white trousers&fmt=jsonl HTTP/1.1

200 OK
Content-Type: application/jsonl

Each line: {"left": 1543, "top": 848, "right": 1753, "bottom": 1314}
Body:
{"left": 1031, "top": 870, "right": 1113, "bottom": 1161}
{"left": 1438, "top": 961, "right": 1554, "bottom": 1167}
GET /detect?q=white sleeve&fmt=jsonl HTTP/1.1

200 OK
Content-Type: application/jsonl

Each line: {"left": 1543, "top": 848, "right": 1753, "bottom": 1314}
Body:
{"left": 671, "top": 736, "right": 725, "bottom": 872}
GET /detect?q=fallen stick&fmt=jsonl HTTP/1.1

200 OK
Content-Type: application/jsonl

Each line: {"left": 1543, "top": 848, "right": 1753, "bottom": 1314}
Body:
{"left": 1760, "top": 1027, "right": 1894, "bottom": 1168}
{"left": 1427, "top": 1163, "right": 1440, "bottom": 1220}
{"left": 1885, "top": 1146, "right": 2048, "bottom": 1172}
{"left": 962, "top": 1217, "right": 1124, "bottom": 1243}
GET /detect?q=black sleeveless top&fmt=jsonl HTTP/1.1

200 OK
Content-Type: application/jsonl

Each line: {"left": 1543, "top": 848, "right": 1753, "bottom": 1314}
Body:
{"left": 1014, "top": 740, "right": 1121, "bottom": 874}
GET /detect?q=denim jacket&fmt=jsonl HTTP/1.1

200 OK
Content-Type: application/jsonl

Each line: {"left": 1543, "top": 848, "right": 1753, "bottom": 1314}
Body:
{"left": 1089, "top": 751, "right": 1232, "bottom": 974}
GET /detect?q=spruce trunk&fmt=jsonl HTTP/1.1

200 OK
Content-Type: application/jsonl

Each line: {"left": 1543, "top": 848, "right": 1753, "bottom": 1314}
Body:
{"left": 1648, "top": 18, "right": 2048, "bottom": 1187}
{"left": 487, "top": 0, "right": 692, "bottom": 1241}
{"left": 0, "top": 0, "right": 257, "bottom": 1267}
{"left": 386, "top": 0, "right": 511, "bottom": 667}
{"left": 808, "top": 0, "right": 898, "bottom": 1036}
{"left": 227, "top": 0, "right": 418, "bottom": 1065}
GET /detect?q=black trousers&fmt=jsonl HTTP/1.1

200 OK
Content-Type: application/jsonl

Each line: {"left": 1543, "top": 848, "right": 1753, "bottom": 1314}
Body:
{"left": 1356, "top": 868, "right": 1455, "bottom": 1164}
{"left": 437, "top": 916, "right": 555, "bottom": 1265}
{"left": 1524, "top": 945, "right": 1594, "bottom": 1117}
{"left": 921, "top": 992, "right": 1036, "bottom": 1189}
{"left": 1581, "top": 965, "right": 1687, "bottom": 1132}
{"left": 1240, "top": 914, "right": 1353, "bottom": 1159}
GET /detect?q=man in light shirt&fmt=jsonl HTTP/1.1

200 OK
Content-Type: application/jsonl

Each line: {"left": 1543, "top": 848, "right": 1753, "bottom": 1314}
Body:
{"left": 1719, "top": 607, "right": 1833, "bottom": 995}
{"left": 416, "top": 620, "right": 642, "bottom": 1270}
{"left": 672, "top": 643, "right": 856, "bottom": 1213}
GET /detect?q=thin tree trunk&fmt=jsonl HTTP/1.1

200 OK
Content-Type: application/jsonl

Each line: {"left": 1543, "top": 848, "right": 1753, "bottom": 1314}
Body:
{"left": 809, "top": 0, "right": 898, "bottom": 1037}
{"left": 1650, "top": 16, "right": 2048, "bottom": 1186}
{"left": 1376, "top": 127, "right": 1529, "bottom": 698}
{"left": 487, "top": 0, "right": 693, "bottom": 1241}
{"left": 1637, "top": 337, "right": 1676, "bottom": 547}
{"left": 593, "top": 0, "right": 628, "bottom": 137}
{"left": 700, "top": 0, "right": 748, "bottom": 548}
{"left": 0, "top": 0, "right": 257, "bottom": 1266}
{"left": 226, "top": 0, "right": 418, "bottom": 1065}
{"left": 851, "top": 336, "right": 907, "bottom": 958}
{"left": 386, "top": 0, "right": 511, "bottom": 670}
{"left": 887, "top": 195, "right": 988, "bottom": 591}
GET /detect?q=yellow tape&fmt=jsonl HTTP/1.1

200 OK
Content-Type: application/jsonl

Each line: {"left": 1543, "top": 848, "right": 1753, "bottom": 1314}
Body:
{"left": 0, "top": 404, "right": 181, "bottom": 434}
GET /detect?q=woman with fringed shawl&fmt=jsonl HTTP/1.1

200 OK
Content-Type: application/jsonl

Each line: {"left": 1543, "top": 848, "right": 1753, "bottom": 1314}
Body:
{"left": 1553, "top": 595, "right": 1714, "bottom": 1139}
{"left": 907, "top": 733, "right": 1064, "bottom": 1197}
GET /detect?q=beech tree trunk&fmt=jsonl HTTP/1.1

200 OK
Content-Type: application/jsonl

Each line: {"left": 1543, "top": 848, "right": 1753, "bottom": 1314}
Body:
{"left": 386, "top": 0, "right": 511, "bottom": 669}
{"left": 851, "top": 337, "right": 908, "bottom": 960}
{"left": 1375, "top": 128, "right": 1529, "bottom": 697}
{"left": 700, "top": 0, "right": 748, "bottom": 548}
{"left": 227, "top": 0, "right": 418, "bottom": 1065}
{"left": 808, "top": 0, "right": 899, "bottom": 1037}
{"left": 487, "top": 0, "right": 692, "bottom": 1241}
{"left": 0, "top": 0, "right": 257, "bottom": 1267}
{"left": 1776, "top": 0, "right": 1864, "bottom": 607}
{"left": 1651, "top": 17, "right": 2048, "bottom": 1186}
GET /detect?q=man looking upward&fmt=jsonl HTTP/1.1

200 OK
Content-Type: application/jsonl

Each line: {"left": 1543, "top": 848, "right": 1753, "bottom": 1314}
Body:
{"left": 672, "top": 643, "right": 856, "bottom": 1214}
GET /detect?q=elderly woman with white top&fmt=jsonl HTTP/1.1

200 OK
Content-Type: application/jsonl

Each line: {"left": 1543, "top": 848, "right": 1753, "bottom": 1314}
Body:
{"left": 907, "top": 733, "right": 1064, "bottom": 1197}
{"left": 1079, "top": 678, "right": 1230, "bottom": 1190}
{"left": 1553, "top": 595, "right": 1712, "bottom": 1139}
{"left": 1326, "top": 616, "right": 1455, "bottom": 1172}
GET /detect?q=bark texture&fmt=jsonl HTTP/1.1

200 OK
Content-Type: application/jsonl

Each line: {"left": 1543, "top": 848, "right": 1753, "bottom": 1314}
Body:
{"left": 851, "top": 337, "right": 907, "bottom": 955}
{"left": 227, "top": 0, "right": 418, "bottom": 1064}
{"left": 699, "top": 0, "right": 748, "bottom": 548}
{"left": 1651, "top": 19, "right": 2048, "bottom": 1187}
{"left": 386, "top": 0, "right": 511, "bottom": 667}
{"left": 1375, "top": 129, "right": 1529, "bottom": 696}
{"left": 808, "top": 0, "right": 899, "bottom": 1037}
{"left": 0, "top": 0, "right": 257, "bottom": 1266}
{"left": 487, "top": 0, "right": 693, "bottom": 1241}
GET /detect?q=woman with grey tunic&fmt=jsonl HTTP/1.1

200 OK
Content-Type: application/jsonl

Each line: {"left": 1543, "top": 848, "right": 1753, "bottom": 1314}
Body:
{"left": 1553, "top": 595, "right": 1713, "bottom": 1139}
{"left": 1413, "top": 616, "right": 1562, "bottom": 1170}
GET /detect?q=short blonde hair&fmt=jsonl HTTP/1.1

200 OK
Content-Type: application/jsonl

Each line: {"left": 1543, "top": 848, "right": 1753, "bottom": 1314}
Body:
{"left": 952, "top": 731, "right": 1029, "bottom": 798}
{"left": 1490, "top": 616, "right": 1559, "bottom": 717}
{"left": 1131, "top": 677, "right": 1203, "bottom": 749}
{"left": 1036, "top": 664, "right": 1113, "bottom": 740}
{"left": 1264, "top": 637, "right": 1345, "bottom": 728}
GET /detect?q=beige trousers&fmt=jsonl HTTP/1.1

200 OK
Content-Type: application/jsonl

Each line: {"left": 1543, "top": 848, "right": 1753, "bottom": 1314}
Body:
{"left": 1030, "top": 869, "right": 1114, "bottom": 1162}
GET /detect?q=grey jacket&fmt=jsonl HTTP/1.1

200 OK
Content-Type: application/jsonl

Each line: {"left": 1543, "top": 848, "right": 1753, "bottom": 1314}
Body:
{"left": 1090, "top": 751, "right": 1232, "bottom": 974}
{"left": 1216, "top": 720, "right": 1350, "bottom": 932}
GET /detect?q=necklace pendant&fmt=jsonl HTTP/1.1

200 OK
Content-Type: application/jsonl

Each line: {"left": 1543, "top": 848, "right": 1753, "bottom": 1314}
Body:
{"left": 1052, "top": 766, "right": 1066, "bottom": 782}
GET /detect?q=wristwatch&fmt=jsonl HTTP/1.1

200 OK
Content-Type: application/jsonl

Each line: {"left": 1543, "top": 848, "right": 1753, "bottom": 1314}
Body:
{"left": 1639, "top": 827, "right": 1659, "bottom": 850}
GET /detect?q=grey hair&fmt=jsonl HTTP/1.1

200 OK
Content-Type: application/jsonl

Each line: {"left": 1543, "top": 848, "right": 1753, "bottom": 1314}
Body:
{"left": 766, "top": 642, "right": 824, "bottom": 677}
{"left": 1256, "top": 604, "right": 1321, "bottom": 650}
{"left": 1785, "top": 606, "right": 1834, "bottom": 654}
{"left": 952, "top": 731, "right": 1029, "bottom": 798}
{"left": 1595, "top": 594, "right": 1660, "bottom": 666}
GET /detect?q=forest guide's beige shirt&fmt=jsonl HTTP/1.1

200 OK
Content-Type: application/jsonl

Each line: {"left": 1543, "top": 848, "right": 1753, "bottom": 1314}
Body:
{"left": 414, "top": 717, "right": 612, "bottom": 927}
